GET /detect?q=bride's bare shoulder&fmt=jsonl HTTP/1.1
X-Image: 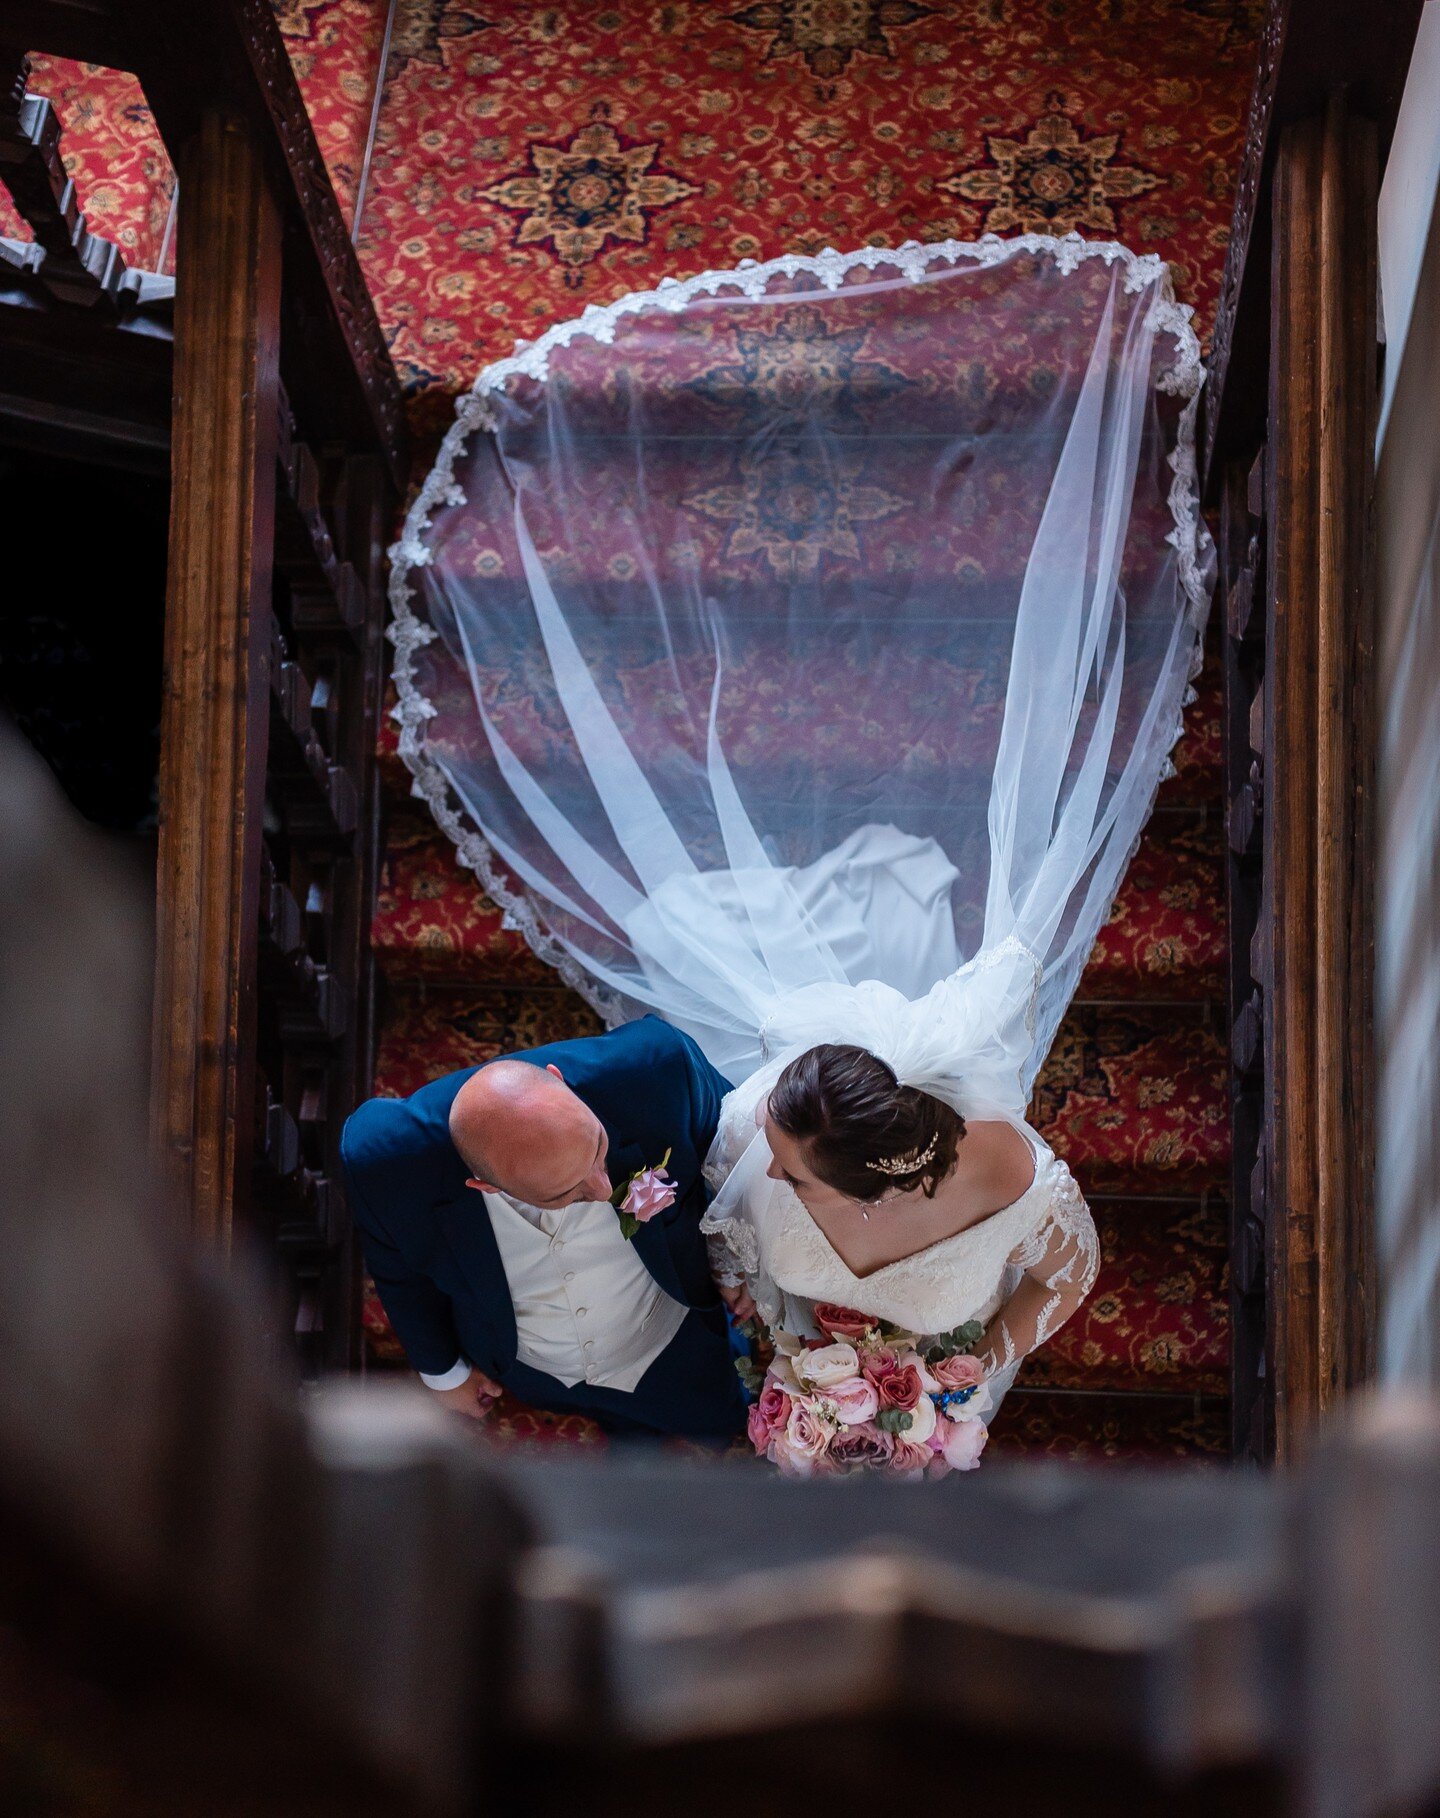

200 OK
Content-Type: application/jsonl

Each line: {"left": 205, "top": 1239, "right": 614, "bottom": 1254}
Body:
{"left": 958, "top": 1119, "right": 1037, "bottom": 1201}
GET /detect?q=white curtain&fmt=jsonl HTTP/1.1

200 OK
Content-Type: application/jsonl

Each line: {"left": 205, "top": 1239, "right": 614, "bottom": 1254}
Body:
{"left": 390, "top": 236, "right": 1211, "bottom": 1102}
{"left": 1377, "top": 7, "right": 1440, "bottom": 1387}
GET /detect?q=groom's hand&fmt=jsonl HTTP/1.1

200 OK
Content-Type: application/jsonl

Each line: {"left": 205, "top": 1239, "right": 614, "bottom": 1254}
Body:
{"left": 717, "top": 1278, "right": 757, "bottom": 1325}
{"left": 429, "top": 1370, "right": 501, "bottom": 1420}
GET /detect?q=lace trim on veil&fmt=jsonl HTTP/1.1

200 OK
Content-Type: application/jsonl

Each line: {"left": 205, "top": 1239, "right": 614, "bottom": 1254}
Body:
{"left": 387, "top": 232, "right": 1211, "bottom": 1031}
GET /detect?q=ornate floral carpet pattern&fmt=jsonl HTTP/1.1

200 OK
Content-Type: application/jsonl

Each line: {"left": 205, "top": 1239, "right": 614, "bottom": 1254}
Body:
{"left": 351, "top": 0, "right": 1253, "bottom": 1461}
{"left": 7, "top": 2, "right": 1256, "bottom": 1460}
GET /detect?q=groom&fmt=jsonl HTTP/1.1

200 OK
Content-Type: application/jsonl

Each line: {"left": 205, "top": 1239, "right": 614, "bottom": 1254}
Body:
{"left": 340, "top": 1015, "right": 746, "bottom": 1438}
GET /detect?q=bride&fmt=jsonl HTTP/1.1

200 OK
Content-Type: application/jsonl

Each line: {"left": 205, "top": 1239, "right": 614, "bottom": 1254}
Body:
{"left": 703, "top": 1031, "right": 1097, "bottom": 1420}
{"left": 389, "top": 236, "right": 1211, "bottom": 1459}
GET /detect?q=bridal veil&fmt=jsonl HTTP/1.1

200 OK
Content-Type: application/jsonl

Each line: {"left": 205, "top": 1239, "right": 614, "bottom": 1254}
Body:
{"left": 390, "top": 236, "right": 1212, "bottom": 1116}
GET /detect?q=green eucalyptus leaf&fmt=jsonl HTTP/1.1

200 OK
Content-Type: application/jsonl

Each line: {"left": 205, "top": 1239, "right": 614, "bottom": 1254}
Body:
{"left": 874, "top": 1407, "right": 914, "bottom": 1435}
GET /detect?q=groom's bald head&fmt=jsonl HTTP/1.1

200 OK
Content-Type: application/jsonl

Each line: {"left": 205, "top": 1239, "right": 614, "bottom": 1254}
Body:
{"left": 449, "top": 1059, "right": 611, "bottom": 1209}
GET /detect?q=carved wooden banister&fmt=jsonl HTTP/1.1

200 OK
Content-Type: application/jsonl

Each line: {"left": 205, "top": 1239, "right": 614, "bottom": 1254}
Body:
{"left": 1202, "top": 0, "right": 1425, "bottom": 1461}
{"left": 0, "top": 48, "right": 134, "bottom": 307}
{"left": 128, "top": 0, "right": 408, "bottom": 484}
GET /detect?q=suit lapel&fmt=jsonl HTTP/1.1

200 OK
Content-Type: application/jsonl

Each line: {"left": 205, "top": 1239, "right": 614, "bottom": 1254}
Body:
{"left": 437, "top": 1193, "right": 518, "bottom": 1370}
{"left": 608, "top": 1134, "right": 691, "bottom": 1305}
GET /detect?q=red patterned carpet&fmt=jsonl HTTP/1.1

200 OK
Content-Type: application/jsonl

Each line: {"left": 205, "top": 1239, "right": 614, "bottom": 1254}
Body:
{"left": 352, "top": 0, "right": 1252, "bottom": 1461}
{"left": 10, "top": 2, "right": 1256, "bottom": 1461}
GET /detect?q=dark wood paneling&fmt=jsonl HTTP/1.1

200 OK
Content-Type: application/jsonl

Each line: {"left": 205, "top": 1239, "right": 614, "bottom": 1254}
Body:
{"left": 1222, "top": 449, "right": 1269, "bottom": 1463}
{"left": 151, "top": 108, "right": 281, "bottom": 1248}
{"left": 1263, "top": 98, "right": 1379, "bottom": 1455}
{"left": 1203, "top": 0, "right": 1424, "bottom": 485}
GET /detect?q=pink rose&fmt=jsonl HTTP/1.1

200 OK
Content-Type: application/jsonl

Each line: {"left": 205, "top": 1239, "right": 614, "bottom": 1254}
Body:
{"left": 814, "top": 1302, "right": 880, "bottom": 1344}
{"left": 828, "top": 1423, "right": 895, "bottom": 1469}
{"left": 746, "top": 1381, "right": 789, "bottom": 1455}
{"left": 757, "top": 1379, "right": 789, "bottom": 1423}
{"left": 869, "top": 1357, "right": 923, "bottom": 1413}
{"left": 937, "top": 1411, "right": 988, "bottom": 1472}
{"left": 889, "top": 1436, "right": 934, "bottom": 1480}
{"left": 623, "top": 1166, "right": 677, "bottom": 1224}
{"left": 770, "top": 1398, "right": 835, "bottom": 1478}
{"left": 824, "top": 1374, "right": 880, "bottom": 1427}
{"left": 930, "top": 1352, "right": 986, "bottom": 1393}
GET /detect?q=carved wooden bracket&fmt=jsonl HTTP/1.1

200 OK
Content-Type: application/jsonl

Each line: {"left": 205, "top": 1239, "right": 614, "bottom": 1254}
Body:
{"left": 0, "top": 50, "right": 131, "bottom": 308}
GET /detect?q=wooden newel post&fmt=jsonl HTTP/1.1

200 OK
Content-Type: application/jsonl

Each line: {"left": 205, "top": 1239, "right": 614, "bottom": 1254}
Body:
{"left": 1265, "top": 93, "right": 1379, "bottom": 1456}
{"left": 152, "top": 108, "right": 281, "bottom": 1247}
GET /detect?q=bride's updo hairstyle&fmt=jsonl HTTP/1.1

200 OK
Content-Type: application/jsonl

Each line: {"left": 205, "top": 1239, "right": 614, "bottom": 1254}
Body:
{"left": 768, "top": 1043, "right": 965, "bottom": 1203}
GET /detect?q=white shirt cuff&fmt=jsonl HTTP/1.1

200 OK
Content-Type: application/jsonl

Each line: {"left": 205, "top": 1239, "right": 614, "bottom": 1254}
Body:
{"left": 419, "top": 1359, "right": 473, "bottom": 1392}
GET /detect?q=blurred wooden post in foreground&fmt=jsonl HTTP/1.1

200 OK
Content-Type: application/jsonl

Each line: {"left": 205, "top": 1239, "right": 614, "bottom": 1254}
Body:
{"left": 5, "top": 723, "right": 1440, "bottom": 1815}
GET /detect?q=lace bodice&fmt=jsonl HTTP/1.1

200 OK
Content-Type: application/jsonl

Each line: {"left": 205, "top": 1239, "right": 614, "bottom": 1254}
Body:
{"left": 762, "top": 1142, "right": 1091, "bottom": 1336}
{"left": 702, "top": 1081, "right": 1099, "bottom": 1413}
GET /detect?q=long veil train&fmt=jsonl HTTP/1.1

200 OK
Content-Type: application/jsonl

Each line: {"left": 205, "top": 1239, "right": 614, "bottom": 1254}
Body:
{"left": 389, "top": 235, "right": 1212, "bottom": 1119}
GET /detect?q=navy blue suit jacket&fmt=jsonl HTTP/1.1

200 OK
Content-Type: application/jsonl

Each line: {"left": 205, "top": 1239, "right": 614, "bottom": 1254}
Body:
{"left": 341, "top": 1016, "right": 732, "bottom": 1385}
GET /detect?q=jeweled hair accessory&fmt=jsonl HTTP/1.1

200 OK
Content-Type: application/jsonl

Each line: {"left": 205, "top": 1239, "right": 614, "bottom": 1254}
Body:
{"left": 864, "top": 1133, "right": 938, "bottom": 1177}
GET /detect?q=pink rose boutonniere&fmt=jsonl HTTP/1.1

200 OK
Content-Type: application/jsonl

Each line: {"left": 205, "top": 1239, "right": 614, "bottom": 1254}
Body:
{"left": 611, "top": 1146, "right": 678, "bottom": 1240}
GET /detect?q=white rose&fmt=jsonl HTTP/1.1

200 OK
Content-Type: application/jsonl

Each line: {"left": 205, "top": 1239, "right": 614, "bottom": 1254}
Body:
{"left": 902, "top": 1392, "right": 937, "bottom": 1447}
{"left": 792, "top": 1341, "right": 861, "bottom": 1391}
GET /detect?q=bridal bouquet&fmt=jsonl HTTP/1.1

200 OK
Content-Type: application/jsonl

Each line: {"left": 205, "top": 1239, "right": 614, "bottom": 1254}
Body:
{"left": 740, "top": 1302, "right": 991, "bottom": 1479}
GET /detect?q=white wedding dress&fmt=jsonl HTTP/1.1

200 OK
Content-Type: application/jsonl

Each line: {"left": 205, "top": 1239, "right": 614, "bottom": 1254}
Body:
{"left": 387, "top": 238, "right": 1211, "bottom": 1426}
{"left": 697, "top": 942, "right": 1100, "bottom": 1419}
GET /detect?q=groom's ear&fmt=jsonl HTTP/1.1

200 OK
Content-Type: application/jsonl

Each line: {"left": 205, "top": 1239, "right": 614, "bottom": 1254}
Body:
{"left": 464, "top": 1177, "right": 494, "bottom": 1194}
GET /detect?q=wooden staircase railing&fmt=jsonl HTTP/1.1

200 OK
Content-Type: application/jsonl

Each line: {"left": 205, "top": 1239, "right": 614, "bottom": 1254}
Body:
{"left": 1202, "top": 0, "right": 1423, "bottom": 1462}
{"left": 0, "top": 0, "right": 406, "bottom": 1373}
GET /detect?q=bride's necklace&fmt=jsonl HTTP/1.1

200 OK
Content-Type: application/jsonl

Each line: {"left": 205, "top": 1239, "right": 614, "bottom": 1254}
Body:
{"left": 858, "top": 1186, "right": 908, "bottom": 1224}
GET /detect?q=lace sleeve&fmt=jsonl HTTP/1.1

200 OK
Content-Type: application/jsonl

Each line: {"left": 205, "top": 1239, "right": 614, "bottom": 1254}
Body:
{"left": 702, "top": 1215, "right": 754, "bottom": 1289}
{"left": 699, "top": 1074, "right": 772, "bottom": 1290}
{"left": 977, "top": 1169, "right": 1099, "bottom": 1375}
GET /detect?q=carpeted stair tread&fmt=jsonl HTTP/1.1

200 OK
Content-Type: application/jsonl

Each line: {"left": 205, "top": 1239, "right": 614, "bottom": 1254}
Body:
{"left": 377, "top": 687, "right": 409, "bottom": 803}
{"left": 377, "top": 642, "right": 1222, "bottom": 827}
{"left": 1033, "top": 1004, "right": 1229, "bottom": 1198}
{"left": 1079, "top": 811, "right": 1225, "bottom": 1002}
{"left": 1157, "top": 649, "right": 1224, "bottom": 809}
{"left": 1017, "top": 1198, "right": 1228, "bottom": 1397}
{"left": 374, "top": 983, "right": 604, "bottom": 1100}
{"left": 373, "top": 801, "right": 554, "bottom": 986}
{"left": 987, "top": 1389, "right": 1229, "bottom": 1461}
{"left": 377, "top": 799, "right": 1226, "bottom": 1000}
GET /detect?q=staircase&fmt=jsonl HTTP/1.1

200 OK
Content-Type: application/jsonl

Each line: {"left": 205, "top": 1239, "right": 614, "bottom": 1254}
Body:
{"left": 991, "top": 639, "right": 1230, "bottom": 1457}
{"left": 364, "top": 630, "right": 1230, "bottom": 1460}
{"left": 339, "top": 0, "right": 1255, "bottom": 1459}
